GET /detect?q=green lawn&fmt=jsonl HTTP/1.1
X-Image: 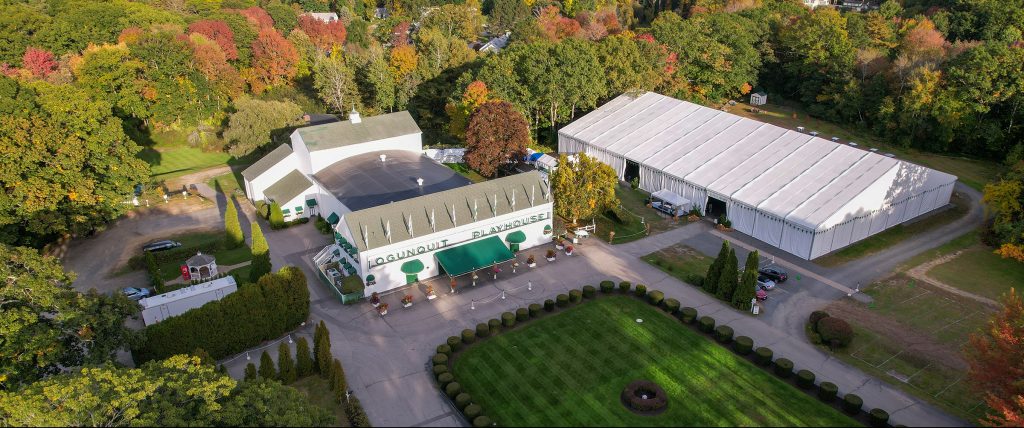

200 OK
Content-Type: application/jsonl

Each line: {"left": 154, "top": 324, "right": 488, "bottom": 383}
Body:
{"left": 444, "top": 163, "right": 487, "bottom": 183}
{"left": 595, "top": 183, "right": 689, "bottom": 244}
{"left": 643, "top": 244, "right": 713, "bottom": 283}
{"left": 453, "top": 296, "right": 857, "bottom": 427}
{"left": 813, "top": 192, "right": 970, "bottom": 267}
{"left": 142, "top": 146, "right": 232, "bottom": 182}
{"left": 207, "top": 171, "right": 246, "bottom": 198}
{"left": 292, "top": 376, "right": 349, "bottom": 427}
{"left": 926, "top": 235, "right": 1024, "bottom": 301}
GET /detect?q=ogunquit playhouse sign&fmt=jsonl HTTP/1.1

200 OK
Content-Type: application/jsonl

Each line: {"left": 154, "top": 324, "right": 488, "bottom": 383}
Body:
{"left": 370, "top": 212, "right": 550, "bottom": 267}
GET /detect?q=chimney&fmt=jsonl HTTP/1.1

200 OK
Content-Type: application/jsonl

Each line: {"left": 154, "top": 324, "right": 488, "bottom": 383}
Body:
{"left": 349, "top": 108, "right": 361, "bottom": 124}
{"left": 379, "top": 154, "right": 387, "bottom": 163}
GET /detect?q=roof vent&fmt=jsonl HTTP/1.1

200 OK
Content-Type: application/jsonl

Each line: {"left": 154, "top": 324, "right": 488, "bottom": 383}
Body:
{"left": 349, "top": 108, "right": 361, "bottom": 124}
{"left": 379, "top": 154, "right": 387, "bottom": 163}
{"left": 417, "top": 178, "right": 424, "bottom": 186}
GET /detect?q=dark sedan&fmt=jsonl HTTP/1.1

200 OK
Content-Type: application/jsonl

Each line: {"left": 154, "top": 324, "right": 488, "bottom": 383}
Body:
{"left": 758, "top": 266, "right": 788, "bottom": 283}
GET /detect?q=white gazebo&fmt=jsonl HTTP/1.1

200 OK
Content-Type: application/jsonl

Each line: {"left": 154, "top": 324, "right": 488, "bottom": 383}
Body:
{"left": 185, "top": 252, "right": 218, "bottom": 280}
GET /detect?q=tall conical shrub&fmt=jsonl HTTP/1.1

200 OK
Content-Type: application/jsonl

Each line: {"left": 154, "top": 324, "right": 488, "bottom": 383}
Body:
{"left": 313, "top": 321, "right": 327, "bottom": 373}
{"left": 244, "top": 363, "right": 257, "bottom": 381}
{"left": 296, "top": 337, "right": 314, "bottom": 377}
{"left": 705, "top": 241, "right": 729, "bottom": 295}
{"left": 269, "top": 201, "right": 285, "bottom": 229}
{"left": 332, "top": 359, "right": 347, "bottom": 403}
{"left": 317, "top": 326, "right": 333, "bottom": 377}
{"left": 224, "top": 196, "right": 244, "bottom": 249}
{"left": 250, "top": 222, "right": 271, "bottom": 282}
{"left": 733, "top": 250, "right": 759, "bottom": 310}
{"left": 716, "top": 248, "right": 739, "bottom": 301}
{"left": 278, "top": 341, "right": 296, "bottom": 384}
{"left": 258, "top": 350, "right": 276, "bottom": 380}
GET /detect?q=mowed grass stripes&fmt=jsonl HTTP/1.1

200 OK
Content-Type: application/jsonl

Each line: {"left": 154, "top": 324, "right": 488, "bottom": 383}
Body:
{"left": 452, "top": 296, "right": 857, "bottom": 427}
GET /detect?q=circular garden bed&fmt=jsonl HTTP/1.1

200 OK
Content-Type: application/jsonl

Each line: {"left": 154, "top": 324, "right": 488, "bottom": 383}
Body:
{"left": 620, "top": 380, "right": 668, "bottom": 416}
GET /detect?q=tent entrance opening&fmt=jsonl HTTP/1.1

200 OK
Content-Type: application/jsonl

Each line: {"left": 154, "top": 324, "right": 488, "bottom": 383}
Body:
{"left": 705, "top": 196, "right": 727, "bottom": 218}
{"left": 624, "top": 160, "right": 640, "bottom": 184}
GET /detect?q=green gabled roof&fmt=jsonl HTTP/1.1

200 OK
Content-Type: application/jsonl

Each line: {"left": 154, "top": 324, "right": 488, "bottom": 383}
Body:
{"left": 343, "top": 171, "right": 551, "bottom": 252}
{"left": 241, "top": 144, "right": 293, "bottom": 180}
{"left": 295, "top": 111, "right": 421, "bottom": 152}
{"left": 263, "top": 170, "right": 314, "bottom": 204}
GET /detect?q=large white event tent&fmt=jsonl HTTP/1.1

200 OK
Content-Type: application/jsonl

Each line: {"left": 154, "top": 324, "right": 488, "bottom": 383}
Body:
{"left": 557, "top": 92, "right": 958, "bottom": 260}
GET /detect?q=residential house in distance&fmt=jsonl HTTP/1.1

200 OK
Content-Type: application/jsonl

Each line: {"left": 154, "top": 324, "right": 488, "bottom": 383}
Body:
{"left": 479, "top": 32, "right": 510, "bottom": 54}
{"left": 803, "top": 0, "right": 832, "bottom": 7}
{"left": 304, "top": 12, "right": 339, "bottom": 22}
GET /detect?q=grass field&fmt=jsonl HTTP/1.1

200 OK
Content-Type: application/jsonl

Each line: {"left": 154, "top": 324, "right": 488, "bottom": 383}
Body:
{"left": 813, "top": 192, "right": 970, "bottom": 267}
{"left": 292, "top": 376, "right": 350, "bottom": 427}
{"left": 207, "top": 171, "right": 246, "bottom": 197}
{"left": 923, "top": 233, "right": 1024, "bottom": 301}
{"left": 141, "top": 146, "right": 232, "bottom": 182}
{"left": 453, "top": 296, "right": 857, "bottom": 427}
{"left": 444, "top": 163, "right": 488, "bottom": 183}
{"left": 643, "top": 244, "right": 713, "bottom": 284}
{"left": 594, "top": 183, "right": 687, "bottom": 244}
{"left": 121, "top": 231, "right": 253, "bottom": 281}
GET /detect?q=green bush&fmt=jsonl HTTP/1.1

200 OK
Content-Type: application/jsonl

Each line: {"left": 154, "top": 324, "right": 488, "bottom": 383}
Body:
{"left": 488, "top": 318, "right": 501, "bottom": 334}
{"left": 556, "top": 294, "right": 569, "bottom": 307}
{"left": 754, "top": 347, "right": 773, "bottom": 366}
{"left": 346, "top": 396, "right": 370, "bottom": 427}
{"left": 648, "top": 290, "right": 664, "bottom": 306}
{"left": 842, "top": 394, "right": 863, "bottom": 415}
{"left": 134, "top": 267, "right": 309, "bottom": 362}
{"left": 773, "top": 358, "right": 794, "bottom": 378}
{"left": 684, "top": 273, "right": 705, "bottom": 288}
{"left": 663, "top": 298, "right": 680, "bottom": 313}
{"left": 569, "top": 289, "right": 583, "bottom": 303}
{"left": 269, "top": 202, "right": 285, "bottom": 229}
{"left": 809, "top": 331, "right": 823, "bottom": 345}
{"left": 544, "top": 299, "right": 555, "bottom": 312}
{"left": 582, "top": 285, "right": 596, "bottom": 298}
{"left": 528, "top": 303, "right": 542, "bottom": 317}
{"left": 455, "top": 392, "right": 472, "bottom": 410}
{"left": 733, "top": 336, "right": 754, "bottom": 355}
{"left": 445, "top": 382, "right": 462, "bottom": 399}
{"left": 432, "top": 354, "right": 448, "bottom": 365}
{"left": 476, "top": 323, "right": 489, "bottom": 338}
{"left": 516, "top": 308, "right": 529, "bottom": 322}
{"left": 619, "top": 281, "right": 631, "bottom": 294}
{"left": 714, "top": 325, "right": 734, "bottom": 343}
{"left": 869, "top": 408, "right": 889, "bottom": 427}
{"left": 436, "top": 344, "right": 451, "bottom": 356}
{"left": 447, "top": 336, "right": 462, "bottom": 351}
{"left": 464, "top": 404, "right": 482, "bottom": 420}
{"left": 256, "top": 200, "right": 269, "bottom": 219}
{"left": 433, "top": 365, "right": 448, "bottom": 377}
{"left": 461, "top": 329, "right": 476, "bottom": 344}
{"left": 698, "top": 316, "right": 716, "bottom": 333}
{"left": 600, "top": 281, "right": 615, "bottom": 293}
{"left": 809, "top": 310, "right": 830, "bottom": 330}
{"left": 501, "top": 312, "right": 516, "bottom": 327}
{"left": 437, "top": 372, "right": 454, "bottom": 387}
{"left": 472, "top": 416, "right": 492, "bottom": 428}
{"left": 679, "top": 307, "right": 698, "bottom": 323}
{"left": 796, "top": 370, "right": 816, "bottom": 389}
{"left": 818, "top": 382, "right": 838, "bottom": 402}
{"left": 818, "top": 317, "right": 854, "bottom": 348}
{"left": 339, "top": 276, "right": 365, "bottom": 295}
{"left": 634, "top": 284, "right": 647, "bottom": 297}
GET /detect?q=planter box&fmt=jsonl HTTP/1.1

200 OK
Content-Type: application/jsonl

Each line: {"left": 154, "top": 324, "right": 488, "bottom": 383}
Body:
{"left": 528, "top": 262, "right": 536, "bottom": 268}
{"left": 546, "top": 257, "right": 556, "bottom": 262}
{"left": 378, "top": 309, "right": 388, "bottom": 316}
{"left": 402, "top": 302, "right": 412, "bottom": 308}
{"left": 427, "top": 294, "right": 437, "bottom": 300}
{"left": 555, "top": 244, "right": 564, "bottom": 250}
{"left": 371, "top": 302, "right": 380, "bottom": 308}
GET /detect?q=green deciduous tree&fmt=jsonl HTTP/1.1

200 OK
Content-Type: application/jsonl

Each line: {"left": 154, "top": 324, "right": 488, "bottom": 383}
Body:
{"left": 225, "top": 196, "right": 244, "bottom": 249}
{"left": 223, "top": 97, "right": 304, "bottom": 156}
{"left": 733, "top": 250, "right": 758, "bottom": 310}
{"left": 550, "top": 152, "right": 619, "bottom": 226}
{"left": 704, "top": 241, "right": 729, "bottom": 295}
{"left": 716, "top": 248, "right": 739, "bottom": 302}
{"left": 218, "top": 379, "right": 335, "bottom": 426}
{"left": 314, "top": 52, "right": 360, "bottom": 115}
{"left": 464, "top": 100, "right": 530, "bottom": 177}
{"left": 249, "top": 222, "right": 271, "bottom": 282}
{"left": 258, "top": 351, "right": 276, "bottom": 380}
{"left": 277, "top": 342, "right": 296, "bottom": 384}
{"left": 775, "top": 7, "right": 855, "bottom": 115}
{"left": 420, "top": 3, "right": 484, "bottom": 40}
{"left": 295, "top": 337, "right": 314, "bottom": 377}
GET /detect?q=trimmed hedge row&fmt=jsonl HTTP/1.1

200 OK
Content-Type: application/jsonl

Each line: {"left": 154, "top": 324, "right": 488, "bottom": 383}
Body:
{"left": 569, "top": 289, "right": 583, "bottom": 303}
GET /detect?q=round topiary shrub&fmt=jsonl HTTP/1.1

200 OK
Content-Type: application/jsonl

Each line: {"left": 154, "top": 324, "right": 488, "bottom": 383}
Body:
{"left": 447, "top": 336, "right": 461, "bottom": 351}
{"left": 680, "top": 307, "right": 698, "bottom": 324}
{"left": 516, "top": 307, "right": 529, "bottom": 321}
{"left": 528, "top": 303, "right": 542, "bottom": 318}
{"left": 463, "top": 404, "right": 482, "bottom": 420}
{"left": 436, "top": 344, "right": 451, "bottom": 356}
{"left": 620, "top": 380, "right": 668, "bottom": 414}
{"left": 634, "top": 284, "right": 647, "bottom": 297}
{"left": 818, "top": 317, "right": 854, "bottom": 348}
{"left": 818, "top": 381, "right": 838, "bottom": 402}
{"left": 569, "top": 289, "right": 583, "bottom": 303}
{"left": 809, "top": 310, "right": 830, "bottom": 329}
{"left": 488, "top": 318, "right": 501, "bottom": 334}
{"left": 648, "top": 290, "right": 665, "bottom": 306}
{"left": 476, "top": 323, "right": 489, "bottom": 338}
{"left": 472, "top": 416, "right": 492, "bottom": 428}
{"left": 501, "top": 311, "right": 516, "bottom": 327}
{"left": 842, "top": 393, "right": 863, "bottom": 415}
{"left": 544, "top": 299, "right": 555, "bottom": 312}
{"left": 600, "top": 281, "right": 615, "bottom": 293}
{"left": 754, "top": 347, "right": 773, "bottom": 366}
{"left": 773, "top": 358, "right": 794, "bottom": 378}
{"left": 556, "top": 294, "right": 569, "bottom": 307}
{"left": 796, "top": 370, "right": 816, "bottom": 389}
{"left": 715, "top": 325, "right": 734, "bottom": 343}
{"left": 582, "top": 285, "right": 597, "bottom": 298}
{"left": 445, "top": 382, "right": 462, "bottom": 399}
{"left": 454, "top": 392, "right": 472, "bottom": 410}
{"left": 437, "top": 372, "right": 454, "bottom": 387}
{"left": 619, "top": 281, "right": 631, "bottom": 294}
{"left": 432, "top": 353, "right": 448, "bottom": 365}
{"left": 462, "top": 329, "right": 476, "bottom": 344}
{"left": 433, "top": 365, "right": 448, "bottom": 376}
{"left": 869, "top": 408, "right": 889, "bottom": 427}
{"left": 663, "top": 298, "right": 680, "bottom": 313}
{"left": 733, "top": 336, "right": 754, "bottom": 354}
{"left": 698, "top": 316, "right": 716, "bottom": 333}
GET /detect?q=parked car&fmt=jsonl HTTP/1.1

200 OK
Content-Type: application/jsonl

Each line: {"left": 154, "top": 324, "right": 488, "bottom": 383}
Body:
{"left": 755, "top": 288, "right": 768, "bottom": 301}
{"left": 142, "top": 240, "right": 182, "bottom": 252}
{"left": 758, "top": 266, "right": 788, "bottom": 283}
{"left": 122, "top": 287, "right": 152, "bottom": 301}
{"left": 756, "top": 276, "right": 776, "bottom": 290}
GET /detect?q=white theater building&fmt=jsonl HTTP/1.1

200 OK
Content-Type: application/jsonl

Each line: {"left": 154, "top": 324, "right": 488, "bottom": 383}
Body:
{"left": 243, "top": 110, "right": 554, "bottom": 296}
{"left": 558, "top": 92, "right": 957, "bottom": 260}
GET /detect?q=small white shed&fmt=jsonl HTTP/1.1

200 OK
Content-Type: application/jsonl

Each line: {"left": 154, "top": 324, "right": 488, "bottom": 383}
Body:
{"left": 750, "top": 91, "right": 768, "bottom": 106}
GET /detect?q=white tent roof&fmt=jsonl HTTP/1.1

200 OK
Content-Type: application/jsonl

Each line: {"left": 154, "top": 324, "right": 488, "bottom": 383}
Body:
{"left": 651, "top": 189, "right": 690, "bottom": 207}
{"left": 559, "top": 92, "right": 958, "bottom": 232}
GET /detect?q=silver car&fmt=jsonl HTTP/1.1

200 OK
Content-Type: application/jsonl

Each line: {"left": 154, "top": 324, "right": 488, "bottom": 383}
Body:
{"left": 756, "top": 276, "right": 776, "bottom": 290}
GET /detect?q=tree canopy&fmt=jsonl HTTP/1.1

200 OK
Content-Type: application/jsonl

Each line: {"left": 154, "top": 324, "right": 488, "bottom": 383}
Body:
{"left": 464, "top": 100, "right": 530, "bottom": 178}
{"left": 550, "top": 152, "right": 619, "bottom": 225}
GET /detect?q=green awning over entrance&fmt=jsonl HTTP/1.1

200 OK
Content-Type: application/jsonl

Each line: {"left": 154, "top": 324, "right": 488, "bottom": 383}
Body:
{"left": 400, "top": 259, "right": 424, "bottom": 274}
{"left": 327, "top": 212, "right": 340, "bottom": 224}
{"left": 505, "top": 230, "right": 526, "bottom": 244}
{"left": 306, "top": 199, "right": 318, "bottom": 207}
{"left": 434, "top": 236, "right": 515, "bottom": 277}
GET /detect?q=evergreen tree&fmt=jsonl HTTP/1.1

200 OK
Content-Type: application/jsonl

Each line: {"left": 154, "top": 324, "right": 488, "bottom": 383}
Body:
{"left": 316, "top": 321, "right": 332, "bottom": 377}
{"left": 331, "top": 359, "right": 347, "bottom": 403}
{"left": 269, "top": 201, "right": 285, "bottom": 229}
{"left": 192, "top": 348, "right": 214, "bottom": 366}
{"left": 295, "top": 337, "right": 314, "bottom": 377}
{"left": 250, "top": 222, "right": 271, "bottom": 282}
{"left": 704, "top": 241, "right": 729, "bottom": 294}
{"left": 244, "top": 362, "right": 258, "bottom": 381}
{"left": 277, "top": 342, "right": 296, "bottom": 384}
{"left": 258, "top": 351, "right": 276, "bottom": 380}
{"left": 313, "top": 320, "right": 327, "bottom": 374}
{"left": 733, "top": 250, "right": 759, "bottom": 310}
{"left": 716, "top": 248, "right": 739, "bottom": 302}
{"left": 218, "top": 364, "right": 228, "bottom": 374}
{"left": 224, "top": 196, "right": 244, "bottom": 249}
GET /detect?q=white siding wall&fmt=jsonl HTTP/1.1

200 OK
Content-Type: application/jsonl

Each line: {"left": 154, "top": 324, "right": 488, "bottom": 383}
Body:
{"left": 245, "top": 154, "right": 299, "bottom": 202}
{"left": 308, "top": 133, "right": 422, "bottom": 174}
{"left": 277, "top": 185, "right": 317, "bottom": 221}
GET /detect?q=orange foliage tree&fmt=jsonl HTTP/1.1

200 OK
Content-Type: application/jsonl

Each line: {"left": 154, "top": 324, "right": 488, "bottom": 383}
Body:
{"left": 297, "top": 15, "right": 346, "bottom": 51}
{"left": 249, "top": 28, "right": 298, "bottom": 93}
{"left": 965, "top": 289, "right": 1024, "bottom": 426}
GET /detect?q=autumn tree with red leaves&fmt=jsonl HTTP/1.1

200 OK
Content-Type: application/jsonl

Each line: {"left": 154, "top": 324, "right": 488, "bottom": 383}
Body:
{"left": 538, "top": 6, "right": 582, "bottom": 41}
{"left": 297, "top": 15, "right": 346, "bottom": 51}
{"left": 965, "top": 289, "right": 1024, "bottom": 427}
{"left": 188, "top": 20, "right": 239, "bottom": 60}
{"left": 391, "top": 21, "right": 411, "bottom": 47}
{"left": 237, "top": 7, "right": 275, "bottom": 30}
{"left": 21, "top": 47, "right": 56, "bottom": 78}
{"left": 464, "top": 100, "right": 529, "bottom": 178}
{"left": 249, "top": 28, "right": 299, "bottom": 93}
{"left": 188, "top": 34, "right": 244, "bottom": 97}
